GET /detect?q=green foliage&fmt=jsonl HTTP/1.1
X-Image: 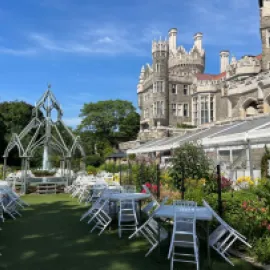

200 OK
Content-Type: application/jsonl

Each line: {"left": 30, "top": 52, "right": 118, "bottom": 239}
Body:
{"left": 253, "top": 236, "right": 270, "bottom": 263}
{"left": 79, "top": 100, "right": 139, "bottom": 146}
{"left": 170, "top": 143, "right": 212, "bottom": 189}
{"left": 85, "top": 155, "right": 104, "bottom": 167}
{"left": 86, "top": 165, "right": 98, "bottom": 174}
{"left": 128, "top": 154, "right": 136, "bottom": 161}
{"left": 261, "top": 145, "right": 270, "bottom": 178}
{"left": 176, "top": 123, "right": 196, "bottom": 129}
{"left": 0, "top": 101, "right": 37, "bottom": 165}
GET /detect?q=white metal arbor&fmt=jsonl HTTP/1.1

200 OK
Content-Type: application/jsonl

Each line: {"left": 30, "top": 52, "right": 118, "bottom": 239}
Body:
{"left": 3, "top": 85, "right": 86, "bottom": 194}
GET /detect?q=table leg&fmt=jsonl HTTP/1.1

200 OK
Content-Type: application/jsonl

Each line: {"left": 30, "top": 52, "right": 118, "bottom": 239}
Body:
{"left": 157, "top": 219, "right": 161, "bottom": 262}
{"left": 138, "top": 200, "right": 142, "bottom": 224}
{"left": 206, "top": 221, "right": 212, "bottom": 269}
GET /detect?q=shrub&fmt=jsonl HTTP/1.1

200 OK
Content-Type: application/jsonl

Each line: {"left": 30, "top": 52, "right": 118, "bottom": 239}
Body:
{"left": 253, "top": 236, "right": 270, "bottom": 263}
{"left": 86, "top": 165, "right": 97, "bottom": 175}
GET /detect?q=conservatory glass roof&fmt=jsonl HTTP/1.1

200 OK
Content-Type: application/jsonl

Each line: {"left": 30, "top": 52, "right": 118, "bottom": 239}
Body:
{"left": 127, "top": 116, "right": 270, "bottom": 154}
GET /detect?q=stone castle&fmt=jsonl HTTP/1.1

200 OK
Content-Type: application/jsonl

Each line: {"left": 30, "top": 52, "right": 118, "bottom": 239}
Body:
{"left": 137, "top": 0, "right": 270, "bottom": 142}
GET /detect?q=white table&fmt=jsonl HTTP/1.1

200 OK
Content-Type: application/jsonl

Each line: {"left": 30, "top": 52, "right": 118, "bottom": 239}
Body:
{"left": 154, "top": 206, "right": 213, "bottom": 221}
{"left": 103, "top": 193, "right": 150, "bottom": 201}
{"left": 103, "top": 193, "right": 151, "bottom": 222}
{"left": 154, "top": 205, "right": 213, "bottom": 268}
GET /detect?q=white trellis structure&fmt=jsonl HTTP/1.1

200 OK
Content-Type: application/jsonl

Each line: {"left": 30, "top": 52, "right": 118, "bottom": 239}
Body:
{"left": 3, "top": 85, "right": 86, "bottom": 194}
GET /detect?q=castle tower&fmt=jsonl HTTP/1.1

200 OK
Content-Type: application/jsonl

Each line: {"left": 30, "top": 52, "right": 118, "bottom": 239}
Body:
{"left": 259, "top": 0, "right": 270, "bottom": 70}
{"left": 194, "top": 32, "right": 203, "bottom": 53}
{"left": 168, "top": 28, "right": 177, "bottom": 51}
{"left": 220, "top": 50, "right": 230, "bottom": 73}
{"left": 152, "top": 39, "right": 169, "bottom": 126}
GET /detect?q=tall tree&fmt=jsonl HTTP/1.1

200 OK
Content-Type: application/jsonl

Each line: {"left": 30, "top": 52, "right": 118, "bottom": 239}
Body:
{"left": 0, "top": 101, "right": 36, "bottom": 165}
{"left": 79, "top": 100, "right": 140, "bottom": 146}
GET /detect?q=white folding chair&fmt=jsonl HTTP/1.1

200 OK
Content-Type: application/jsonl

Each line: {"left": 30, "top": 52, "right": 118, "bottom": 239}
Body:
{"left": 80, "top": 189, "right": 107, "bottom": 221}
{"left": 203, "top": 200, "right": 252, "bottom": 266}
{"left": 118, "top": 199, "right": 138, "bottom": 238}
{"left": 86, "top": 185, "right": 106, "bottom": 203}
{"left": 129, "top": 197, "right": 169, "bottom": 256}
{"left": 87, "top": 198, "right": 112, "bottom": 235}
{"left": 2, "top": 197, "right": 22, "bottom": 220}
{"left": 168, "top": 201, "right": 199, "bottom": 270}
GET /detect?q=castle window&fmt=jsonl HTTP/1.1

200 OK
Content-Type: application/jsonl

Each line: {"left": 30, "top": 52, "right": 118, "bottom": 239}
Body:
{"left": 155, "top": 63, "right": 161, "bottom": 72}
{"left": 154, "top": 81, "right": 164, "bottom": 93}
{"left": 144, "top": 109, "right": 149, "bottom": 119}
{"left": 210, "top": 96, "right": 214, "bottom": 122}
{"left": 183, "top": 103, "right": 189, "bottom": 117}
{"left": 183, "top": 85, "right": 189, "bottom": 95}
{"left": 177, "top": 104, "right": 182, "bottom": 116}
{"left": 200, "top": 95, "right": 209, "bottom": 124}
{"left": 192, "top": 97, "right": 198, "bottom": 125}
{"left": 172, "top": 104, "right": 177, "bottom": 116}
{"left": 172, "top": 84, "right": 177, "bottom": 94}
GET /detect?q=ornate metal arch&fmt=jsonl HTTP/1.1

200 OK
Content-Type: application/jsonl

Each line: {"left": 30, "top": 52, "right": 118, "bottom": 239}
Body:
{"left": 3, "top": 85, "right": 86, "bottom": 193}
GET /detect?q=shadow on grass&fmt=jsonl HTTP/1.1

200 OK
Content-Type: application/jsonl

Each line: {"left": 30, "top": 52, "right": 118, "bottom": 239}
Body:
{"left": 0, "top": 195, "right": 261, "bottom": 270}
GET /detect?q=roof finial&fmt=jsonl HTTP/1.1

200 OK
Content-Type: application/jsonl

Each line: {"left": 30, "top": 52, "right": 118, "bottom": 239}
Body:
{"left": 48, "top": 83, "right": 51, "bottom": 90}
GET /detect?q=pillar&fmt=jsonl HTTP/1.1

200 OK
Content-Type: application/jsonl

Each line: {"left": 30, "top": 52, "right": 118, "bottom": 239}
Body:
{"left": 247, "top": 140, "right": 254, "bottom": 181}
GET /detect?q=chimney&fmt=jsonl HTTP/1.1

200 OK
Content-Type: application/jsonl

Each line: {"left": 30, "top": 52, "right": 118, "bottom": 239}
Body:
{"left": 168, "top": 28, "right": 177, "bottom": 51}
{"left": 194, "top": 32, "right": 203, "bottom": 52}
{"left": 220, "top": 50, "right": 230, "bottom": 73}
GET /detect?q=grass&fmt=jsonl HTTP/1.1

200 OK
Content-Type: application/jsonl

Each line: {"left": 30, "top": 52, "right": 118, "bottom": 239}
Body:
{"left": 0, "top": 194, "right": 261, "bottom": 270}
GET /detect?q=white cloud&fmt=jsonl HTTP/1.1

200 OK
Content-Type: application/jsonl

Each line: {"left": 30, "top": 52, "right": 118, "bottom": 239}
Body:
{"left": 28, "top": 24, "right": 149, "bottom": 56}
{"left": 63, "top": 117, "right": 81, "bottom": 127}
{"left": 0, "top": 47, "right": 37, "bottom": 56}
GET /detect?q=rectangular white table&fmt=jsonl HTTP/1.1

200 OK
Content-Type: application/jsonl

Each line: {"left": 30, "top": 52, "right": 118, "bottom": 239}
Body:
{"left": 154, "top": 205, "right": 213, "bottom": 221}
{"left": 154, "top": 205, "right": 213, "bottom": 269}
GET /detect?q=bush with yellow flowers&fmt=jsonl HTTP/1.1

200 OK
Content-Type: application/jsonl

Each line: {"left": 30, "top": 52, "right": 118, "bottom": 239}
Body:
{"left": 236, "top": 176, "right": 255, "bottom": 188}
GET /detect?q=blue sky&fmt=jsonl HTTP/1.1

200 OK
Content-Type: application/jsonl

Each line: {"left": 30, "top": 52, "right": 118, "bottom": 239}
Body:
{"left": 0, "top": 0, "right": 261, "bottom": 127}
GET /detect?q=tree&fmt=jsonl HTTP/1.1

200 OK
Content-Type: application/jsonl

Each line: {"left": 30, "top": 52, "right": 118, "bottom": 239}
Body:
{"left": 170, "top": 143, "right": 212, "bottom": 189}
{"left": 79, "top": 100, "right": 140, "bottom": 146}
{"left": 0, "top": 101, "right": 36, "bottom": 165}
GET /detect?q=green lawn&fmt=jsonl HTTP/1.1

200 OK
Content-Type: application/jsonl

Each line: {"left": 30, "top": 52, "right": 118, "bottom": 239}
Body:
{"left": 0, "top": 194, "right": 261, "bottom": 270}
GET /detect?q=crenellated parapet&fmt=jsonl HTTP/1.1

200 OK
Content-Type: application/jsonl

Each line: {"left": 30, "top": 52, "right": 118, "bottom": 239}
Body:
{"left": 225, "top": 70, "right": 270, "bottom": 96}
{"left": 168, "top": 33, "right": 205, "bottom": 72}
{"left": 195, "top": 80, "right": 221, "bottom": 93}
{"left": 226, "top": 55, "right": 261, "bottom": 79}
{"left": 152, "top": 40, "right": 169, "bottom": 54}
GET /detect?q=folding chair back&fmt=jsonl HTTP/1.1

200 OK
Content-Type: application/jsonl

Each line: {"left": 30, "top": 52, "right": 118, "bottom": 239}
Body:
{"left": 129, "top": 197, "right": 169, "bottom": 257}
{"left": 168, "top": 201, "right": 199, "bottom": 270}
{"left": 203, "top": 200, "right": 251, "bottom": 266}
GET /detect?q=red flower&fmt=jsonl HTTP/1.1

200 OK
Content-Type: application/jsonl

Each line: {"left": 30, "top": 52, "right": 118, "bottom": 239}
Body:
{"left": 141, "top": 189, "right": 146, "bottom": 193}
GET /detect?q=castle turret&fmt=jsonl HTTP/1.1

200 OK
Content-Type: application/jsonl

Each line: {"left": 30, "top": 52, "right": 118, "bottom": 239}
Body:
{"left": 259, "top": 0, "right": 270, "bottom": 70}
{"left": 220, "top": 50, "right": 230, "bottom": 73}
{"left": 194, "top": 32, "right": 203, "bottom": 53}
{"left": 168, "top": 28, "right": 177, "bottom": 52}
{"left": 152, "top": 39, "right": 169, "bottom": 126}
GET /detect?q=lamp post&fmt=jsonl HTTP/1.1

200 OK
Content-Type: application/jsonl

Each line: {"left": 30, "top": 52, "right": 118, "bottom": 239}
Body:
{"left": 217, "top": 164, "right": 223, "bottom": 217}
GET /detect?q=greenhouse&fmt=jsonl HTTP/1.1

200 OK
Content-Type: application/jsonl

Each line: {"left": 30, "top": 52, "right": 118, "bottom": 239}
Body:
{"left": 127, "top": 115, "right": 270, "bottom": 179}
